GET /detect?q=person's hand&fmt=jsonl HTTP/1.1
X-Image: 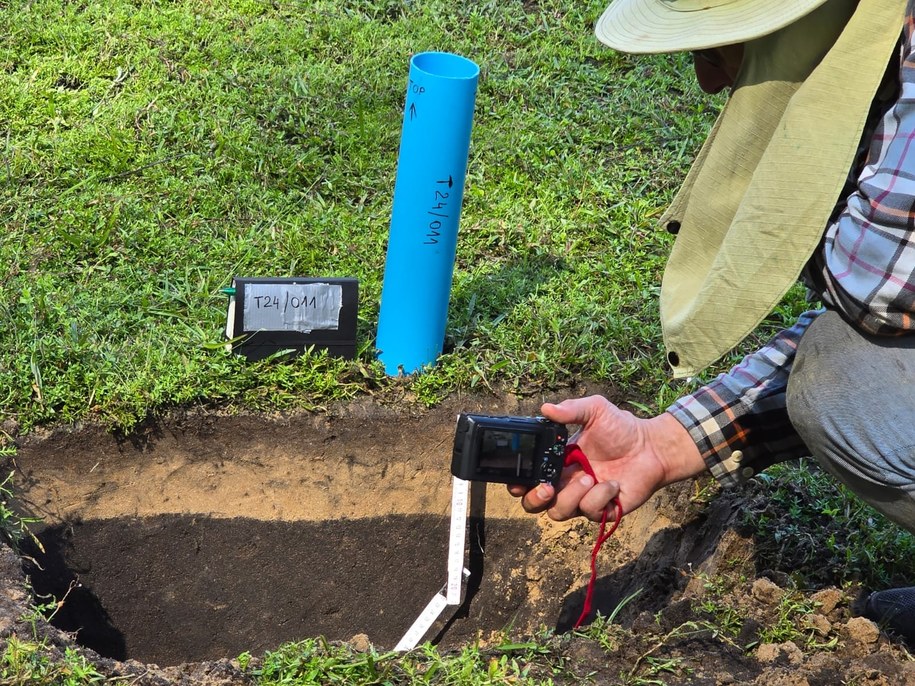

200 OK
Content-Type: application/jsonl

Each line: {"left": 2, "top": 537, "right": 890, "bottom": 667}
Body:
{"left": 507, "top": 395, "right": 705, "bottom": 522}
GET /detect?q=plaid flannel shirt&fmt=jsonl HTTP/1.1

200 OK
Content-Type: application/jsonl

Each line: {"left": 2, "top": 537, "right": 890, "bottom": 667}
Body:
{"left": 668, "top": 8, "right": 915, "bottom": 487}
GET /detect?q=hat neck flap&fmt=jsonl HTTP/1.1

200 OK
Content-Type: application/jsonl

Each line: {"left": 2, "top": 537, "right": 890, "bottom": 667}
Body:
{"left": 659, "top": 0, "right": 906, "bottom": 378}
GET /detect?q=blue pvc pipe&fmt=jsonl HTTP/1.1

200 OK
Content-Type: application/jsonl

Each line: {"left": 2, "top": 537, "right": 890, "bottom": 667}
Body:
{"left": 376, "top": 51, "right": 479, "bottom": 375}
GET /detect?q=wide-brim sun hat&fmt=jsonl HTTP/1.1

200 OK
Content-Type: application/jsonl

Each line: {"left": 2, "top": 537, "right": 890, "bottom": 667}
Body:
{"left": 595, "top": 0, "right": 833, "bottom": 54}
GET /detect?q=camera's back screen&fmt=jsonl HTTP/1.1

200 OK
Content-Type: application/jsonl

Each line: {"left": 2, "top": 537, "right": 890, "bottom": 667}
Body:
{"left": 477, "top": 429, "right": 538, "bottom": 479}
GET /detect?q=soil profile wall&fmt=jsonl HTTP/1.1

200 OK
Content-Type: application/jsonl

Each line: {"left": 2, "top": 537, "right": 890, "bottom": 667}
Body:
{"left": 12, "top": 391, "right": 727, "bottom": 666}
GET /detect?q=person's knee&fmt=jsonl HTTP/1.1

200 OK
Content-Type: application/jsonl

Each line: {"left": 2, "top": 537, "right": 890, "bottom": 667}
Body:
{"left": 785, "top": 342, "right": 827, "bottom": 455}
{"left": 786, "top": 312, "right": 915, "bottom": 533}
{"left": 786, "top": 311, "right": 853, "bottom": 458}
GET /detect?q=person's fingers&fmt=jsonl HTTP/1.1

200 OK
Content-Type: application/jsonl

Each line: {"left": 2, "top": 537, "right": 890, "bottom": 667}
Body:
{"left": 506, "top": 484, "right": 529, "bottom": 498}
{"left": 515, "top": 475, "right": 622, "bottom": 521}
{"left": 577, "top": 480, "right": 621, "bottom": 521}
{"left": 547, "top": 473, "right": 595, "bottom": 521}
{"left": 520, "top": 482, "right": 555, "bottom": 513}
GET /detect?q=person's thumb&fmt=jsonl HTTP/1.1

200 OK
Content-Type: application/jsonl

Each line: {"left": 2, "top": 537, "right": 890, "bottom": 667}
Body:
{"left": 541, "top": 396, "right": 597, "bottom": 425}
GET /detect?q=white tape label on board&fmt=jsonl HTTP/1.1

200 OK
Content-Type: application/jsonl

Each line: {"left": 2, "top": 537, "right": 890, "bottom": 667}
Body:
{"left": 447, "top": 476, "right": 469, "bottom": 605}
{"left": 243, "top": 282, "right": 343, "bottom": 333}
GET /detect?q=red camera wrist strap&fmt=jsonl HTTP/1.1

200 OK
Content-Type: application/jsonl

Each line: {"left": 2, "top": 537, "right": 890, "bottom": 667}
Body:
{"left": 564, "top": 444, "right": 624, "bottom": 629}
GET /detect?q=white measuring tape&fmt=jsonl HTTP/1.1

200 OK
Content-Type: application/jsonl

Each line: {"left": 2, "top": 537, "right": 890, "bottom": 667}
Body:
{"left": 446, "top": 476, "right": 469, "bottom": 604}
{"left": 394, "top": 476, "right": 471, "bottom": 651}
{"left": 393, "top": 568, "right": 470, "bottom": 652}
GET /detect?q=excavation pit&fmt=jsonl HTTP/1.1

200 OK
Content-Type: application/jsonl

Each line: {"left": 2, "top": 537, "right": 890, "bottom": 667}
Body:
{"left": 11, "top": 393, "right": 737, "bottom": 668}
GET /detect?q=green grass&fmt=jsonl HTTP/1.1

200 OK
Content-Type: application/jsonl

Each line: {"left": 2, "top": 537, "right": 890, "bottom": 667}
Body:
{"left": 0, "top": 0, "right": 718, "bottom": 434}
{"left": 742, "top": 460, "right": 915, "bottom": 590}
{"left": 244, "top": 636, "right": 567, "bottom": 685}
{"left": 0, "top": 638, "right": 105, "bottom": 686}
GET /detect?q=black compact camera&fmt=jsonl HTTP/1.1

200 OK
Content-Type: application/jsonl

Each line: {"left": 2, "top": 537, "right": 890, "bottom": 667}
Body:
{"left": 451, "top": 413, "right": 567, "bottom": 487}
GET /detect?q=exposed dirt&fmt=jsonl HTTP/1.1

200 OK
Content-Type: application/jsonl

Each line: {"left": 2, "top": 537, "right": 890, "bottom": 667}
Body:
{"left": 3, "top": 385, "right": 915, "bottom": 684}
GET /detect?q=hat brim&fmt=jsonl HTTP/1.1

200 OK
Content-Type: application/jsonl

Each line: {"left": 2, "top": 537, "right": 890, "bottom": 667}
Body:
{"left": 595, "top": 0, "right": 832, "bottom": 54}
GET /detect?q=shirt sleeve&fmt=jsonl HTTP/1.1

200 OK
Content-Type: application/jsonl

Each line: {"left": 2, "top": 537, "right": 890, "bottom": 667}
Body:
{"left": 814, "top": 18, "right": 915, "bottom": 334}
{"left": 665, "top": 310, "right": 820, "bottom": 487}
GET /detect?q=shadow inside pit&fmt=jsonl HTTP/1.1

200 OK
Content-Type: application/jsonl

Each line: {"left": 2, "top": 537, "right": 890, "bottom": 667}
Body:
{"left": 19, "top": 513, "right": 544, "bottom": 667}
{"left": 22, "top": 530, "right": 127, "bottom": 659}
{"left": 555, "top": 493, "right": 743, "bottom": 633}
{"left": 555, "top": 527, "right": 685, "bottom": 633}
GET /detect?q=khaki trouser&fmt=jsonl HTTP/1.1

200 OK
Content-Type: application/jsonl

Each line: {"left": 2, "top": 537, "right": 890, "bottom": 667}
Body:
{"left": 787, "top": 310, "right": 915, "bottom": 535}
